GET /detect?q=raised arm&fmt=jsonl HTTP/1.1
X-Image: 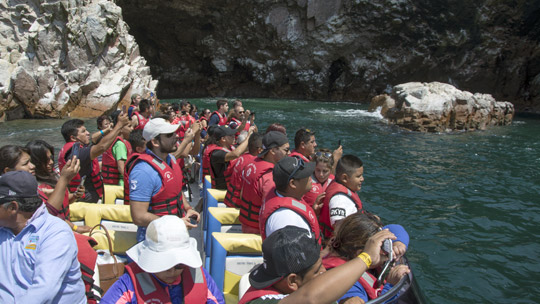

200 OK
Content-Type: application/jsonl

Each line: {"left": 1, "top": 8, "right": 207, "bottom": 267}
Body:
{"left": 90, "top": 112, "right": 130, "bottom": 160}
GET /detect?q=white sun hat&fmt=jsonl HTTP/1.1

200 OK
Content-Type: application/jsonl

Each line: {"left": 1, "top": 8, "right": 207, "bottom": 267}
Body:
{"left": 142, "top": 118, "right": 180, "bottom": 141}
{"left": 126, "top": 215, "right": 202, "bottom": 273}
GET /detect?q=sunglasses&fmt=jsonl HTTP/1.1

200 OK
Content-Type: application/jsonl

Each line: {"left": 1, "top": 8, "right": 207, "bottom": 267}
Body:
{"left": 287, "top": 158, "right": 305, "bottom": 183}
{"left": 238, "top": 111, "right": 245, "bottom": 114}
{"left": 315, "top": 151, "right": 332, "bottom": 159}
{"left": 173, "top": 264, "right": 184, "bottom": 270}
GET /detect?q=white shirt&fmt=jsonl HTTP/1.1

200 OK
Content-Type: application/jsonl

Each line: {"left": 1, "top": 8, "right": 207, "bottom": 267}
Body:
{"left": 264, "top": 191, "right": 311, "bottom": 238}
{"left": 329, "top": 193, "right": 359, "bottom": 225}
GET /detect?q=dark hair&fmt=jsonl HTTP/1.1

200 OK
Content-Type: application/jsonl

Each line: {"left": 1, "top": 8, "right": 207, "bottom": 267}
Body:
{"left": 2, "top": 196, "right": 43, "bottom": 213}
{"left": 190, "top": 104, "right": 197, "bottom": 116}
{"left": 61, "top": 119, "right": 85, "bottom": 142}
{"left": 330, "top": 212, "right": 383, "bottom": 260}
{"left": 294, "top": 128, "right": 315, "bottom": 149}
{"left": 128, "top": 129, "right": 146, "bottom": 149}
{"left": 248, "top": 132, "right": 263, "bottom": 154}
{"left": 200, "top": 108, "right": 211, "bottom": 117}
{"left": 336, "top": 155, "right": 363, "bottom": 180}
{"left": 216, "top": 99, "right": 228, "bottom": 110}
{"left": 139, "top": 99, "right": 151, "bottom": 113}
{"left": 25, "top": 140, "right": 57, "bottom": 185}
{"left": 232, "top": 99, "right": 242, "bottom": 108}
{"left": 0, "top": 145, "right": 29, "bottom": 175}
{"left": 110, "top": 110, "right": 121, "bottom": 126}
{"left": 265, "top": 123, "right": 287, "bottom": 135}
{"left": 97, "top": 115, "right": 111, "bottom": 130}
{"left": 313, "top": 148, "right": 334, "bottom": 169}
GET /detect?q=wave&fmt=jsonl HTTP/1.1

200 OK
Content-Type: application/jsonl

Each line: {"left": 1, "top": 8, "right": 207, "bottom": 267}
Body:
{"left": 311, "top": 107, "right": 384, "bottom": 119}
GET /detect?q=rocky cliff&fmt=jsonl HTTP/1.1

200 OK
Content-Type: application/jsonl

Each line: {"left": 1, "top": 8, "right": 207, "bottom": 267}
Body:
{"left": 117, "top": 0, "right": 540, "bottom": 114}
{"left": 0, "top": 0, "right": 156, "bottom": 120}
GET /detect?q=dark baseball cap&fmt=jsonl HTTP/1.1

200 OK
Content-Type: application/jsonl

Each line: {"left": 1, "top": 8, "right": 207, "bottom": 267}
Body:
{"left": 249, "top": 226, "right": 321, "bottom": 289}
{"left": 258, "top": 131, "right": 289, "bottom": 157}
{"left": 213, "top": 125, "right": 236, "bottom": 140}
{"left": 273, "top": 156, "right": 315, "bottom": 184}
{"left": 0, "top": 171, "right": 39, "bottom": 200}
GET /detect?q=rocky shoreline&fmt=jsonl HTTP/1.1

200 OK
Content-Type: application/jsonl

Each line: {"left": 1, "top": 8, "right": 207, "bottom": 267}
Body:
{"left": 1, "top": 0, "right": 538, "bottom": 121}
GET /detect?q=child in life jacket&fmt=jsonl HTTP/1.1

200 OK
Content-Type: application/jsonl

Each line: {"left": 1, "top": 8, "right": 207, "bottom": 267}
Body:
{"left": 302, "top": 149, "right": 335, "bottom": 210}
{"left": 323, "top": 212, "right": 410, "bottom": 303}
{"left": 319, "top": 154, "right": 365, "bottom": 239}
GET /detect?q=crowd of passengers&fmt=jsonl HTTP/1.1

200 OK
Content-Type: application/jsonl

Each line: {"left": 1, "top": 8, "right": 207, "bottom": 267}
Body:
{"left": 0, "top": 95, "right": 410, "bottom": 304}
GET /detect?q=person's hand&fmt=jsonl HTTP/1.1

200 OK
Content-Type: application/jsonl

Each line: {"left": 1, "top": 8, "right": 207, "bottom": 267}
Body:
{"left": 60, "top": 156, "right": 80, "bottom": 181}
{"left": 362, "top": 229, "right": 396, "bottom": 267}
{"left": 333, "top": 146, "right": 343, "bottom": 163}
{"left": 117, "top": 111, "right": 130, "bottom": 127}
{"left": 183, "top": 128, "right": 195, "bottom": 142}
{"left": 386, "top": 264, "right": 410, "bottom": 285}
{"left": 74, "top": 185, "right": 85, "bottom": 199}
{"left": 182, "top": 209, "right": 200, "bottom": 229}
{"left": 313, "top": 192, "right": 326, "bottom": 216}
{"left": 191, "top": 121, "right": 202, "bottom": 134}
{"left": 339, "top": 296, "right": 365, "bottom": 304}
{"left": 248, "top": 125, "right": 257, "bottom": 135}
{"left": 392, "top": 241, "right": 407, "bottom": 260}
{"left": 76, "top": 225, "right": 93, "bottom": 234}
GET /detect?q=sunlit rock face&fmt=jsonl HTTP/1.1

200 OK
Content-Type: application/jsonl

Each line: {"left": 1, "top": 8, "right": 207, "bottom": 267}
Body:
{"left": 117, "top": 0, "right": 539, "bottom": 114}
{"left": 370, "top": 82, "right": 514, "bottom": 132}
{"left": 0, "top": 0, "right": 156, "bottom": 121}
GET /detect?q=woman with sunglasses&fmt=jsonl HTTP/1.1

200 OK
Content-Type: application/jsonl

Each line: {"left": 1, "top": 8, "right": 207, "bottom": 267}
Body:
{"left": 323, "top": 212, "right": 410, "bottom": 303}
{"left": 303, "top": 149, "right": 335, "bottom": 212}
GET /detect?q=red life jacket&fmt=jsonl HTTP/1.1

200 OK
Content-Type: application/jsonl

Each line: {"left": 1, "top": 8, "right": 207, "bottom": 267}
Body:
{"left": 74, "top": 233, "right": 100, "bottom": 304}
{"left": 202, "top": 144, "right": 220, "bottom": 177}
{"left": 289, "top": 150, "right": 310, "bottom": 162}
{"left": 125, "top": 262, "right": 208, "bottom": 304}
{"left": 303, "top": 174, "right": 334, "bottom": 208}
{"left": 207, "top": 145, "right": 231, "bottom": 189}
{"left": 38, "top": 183, "right": 70, "bottom": 220}
{"left": 322, "top": 255, "right": 383, "bottom": 300}
{"left": 58, "top": 142, "right": 104, "bottom": 198}
{"left": 238, "top": 286, "right": 282, "bottom": 304}
{"left": 259, "top": 195, "right": 321, "bottom": 244}
{"left": 102, "top": 137, "right": 129, "bottom": 185}
{"left": 320, "top": 181, "right": 363, "bottom": 238}
{"left": 133, "top": 111, "right": 149, "bottom": 130}
{"left": 174, "top": 114, "right": 195, "bottom": 140}
{"left": 212, "top": 111, "right": 227, "bottom": 126}
{"left": 229, "top": 117, "right": 250, "bottom": 134}
{"left": 238, "top": 158, "right": 275, "bottom": 230}
{"left": 124, "top": 152, "right": 184, "bottom": 216}
{"left": 224, "top": 153, "right": 256, "bottom": 208}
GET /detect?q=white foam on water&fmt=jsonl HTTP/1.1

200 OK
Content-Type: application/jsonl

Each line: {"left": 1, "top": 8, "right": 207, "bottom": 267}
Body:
{"left": 311, "top": 107, "right": 384, "bottom": 119}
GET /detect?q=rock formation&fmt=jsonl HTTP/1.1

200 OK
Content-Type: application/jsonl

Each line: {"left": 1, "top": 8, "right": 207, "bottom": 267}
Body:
{"left": 369, "top": 82, "right": 514, "bottom": 132}
{"left": 0, "top": 0, "right": 156, "bottom": 121}
{"left": 116, "top": 0, "right": 540, "bottom": 114}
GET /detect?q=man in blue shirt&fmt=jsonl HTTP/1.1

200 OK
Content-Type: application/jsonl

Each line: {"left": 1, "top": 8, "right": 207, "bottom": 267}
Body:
{"left": 0, "top": 171, "right": 85, "bottom": 303}
{"left": 128, "top": 118, "right": 200, "bottom": 242}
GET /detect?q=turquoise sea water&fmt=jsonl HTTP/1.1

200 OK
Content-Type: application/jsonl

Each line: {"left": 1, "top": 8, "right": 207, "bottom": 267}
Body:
{"left": 1, "top": 98, "right": 539, "bottom": 303}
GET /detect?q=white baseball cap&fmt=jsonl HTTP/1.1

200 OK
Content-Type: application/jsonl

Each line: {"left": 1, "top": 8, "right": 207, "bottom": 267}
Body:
{"left": 142, "top": 118, "right": 180, "bottom": 141}
{"left": 126, "top": 215, "right": 202, "bottom": 273}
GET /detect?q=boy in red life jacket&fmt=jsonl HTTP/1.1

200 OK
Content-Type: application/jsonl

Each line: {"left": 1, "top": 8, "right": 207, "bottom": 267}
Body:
{"left": 101, "top": 110, "right": 134, "bottom": 187}
{"left": 238, "top": 131, "right": 289, "bottom": 234}
{"left": 319, "top": 155, "right": 365, "bottom": 239}
{"left": 209, "top": 125, "right": 256, "bottom": 190}
{"left": 209, "top": 99, "right": 229, "bottom": 126}
{"left": 59, "top": 112, "right": 130, "bottom": 203}
{"left": 127, "top": 118, "right": 200, "bottom": 242}
{"left": 239, "top": 225, "right": 395, "bottom": 304}
{"left": 259, "top": 157, "right": 321, "bottom": 243}
{"left": 131, "top": 99, "right": 153, "bottom": 130}
{"left": 224, "top": 132, "right": 264, "bottom": 207}
{"left": 100, "top": 215, "right": 225, "bottom": 304}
